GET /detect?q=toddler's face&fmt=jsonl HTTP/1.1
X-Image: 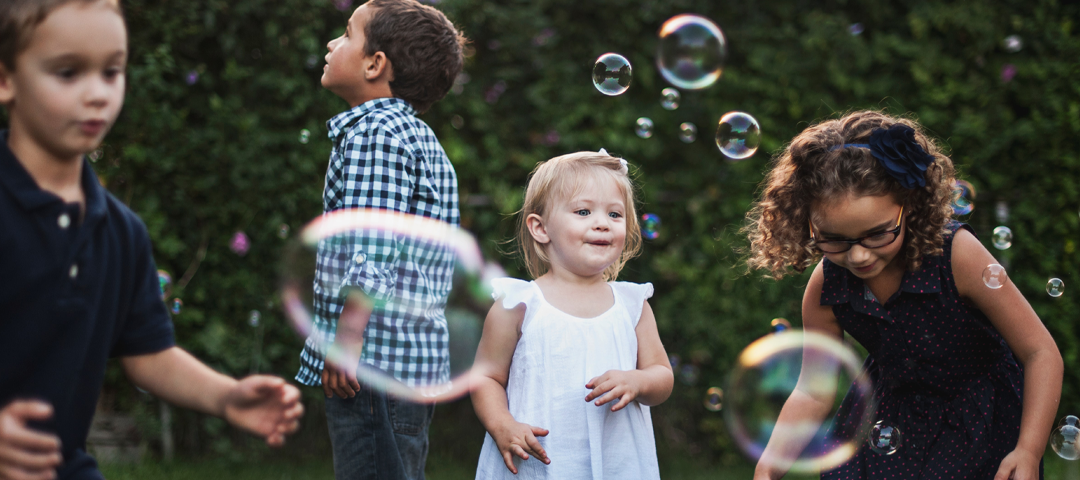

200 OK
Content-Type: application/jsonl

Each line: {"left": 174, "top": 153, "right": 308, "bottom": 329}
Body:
{"left": 0, "top": 1, "right": 127, "bottom": 161}
{"left": 811, "top": 193, "right": 906, "bottom": 280}
{"left": 535, "top": 172, "right": 627, "bottom": 279}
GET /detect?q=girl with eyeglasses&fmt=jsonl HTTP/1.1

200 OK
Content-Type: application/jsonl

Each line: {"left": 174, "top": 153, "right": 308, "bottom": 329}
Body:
{"left": 743, "top": 110, "right": 1061, "bottom": 480}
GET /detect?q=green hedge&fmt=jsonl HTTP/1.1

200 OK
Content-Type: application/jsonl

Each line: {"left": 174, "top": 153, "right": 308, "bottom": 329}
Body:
{"left": 5, "top": 0, "right": 1077, "bottom": 466}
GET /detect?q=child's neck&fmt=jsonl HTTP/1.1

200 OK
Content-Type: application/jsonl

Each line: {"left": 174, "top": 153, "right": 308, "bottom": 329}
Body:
{"left": 8, "top": 129, "right": 86, "bottom": 207}
{"left": 535, "top": 267, "right": 614, "bottom": 318}
{"left": 346, "top": 83, "right": 394, "bottom": 109}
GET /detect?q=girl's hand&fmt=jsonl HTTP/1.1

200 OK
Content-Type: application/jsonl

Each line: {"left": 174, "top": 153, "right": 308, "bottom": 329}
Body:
{"left": 492, "top": 420, "right": 550, "bottom": 474}
{"left": 585, "top": 369, "right": 641, "bottom": 412}
{"left": 994, "top": 448, "right": 1041, "bottom": 480}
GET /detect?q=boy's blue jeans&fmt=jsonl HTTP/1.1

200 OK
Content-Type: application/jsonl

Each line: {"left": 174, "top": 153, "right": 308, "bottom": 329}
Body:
{"left": 325, "top": 386, "right": 435, "bottom": 480}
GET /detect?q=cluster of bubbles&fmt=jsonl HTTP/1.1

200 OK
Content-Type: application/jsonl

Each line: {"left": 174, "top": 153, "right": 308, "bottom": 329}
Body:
{"left": 991, "top": 226, "right": 1012, "bottom": 250}
{"left": 1052, "top": 415, "right": 1080, "bottom": 460}
{"left": 635, "top": 117, "right": 654, "bottom": 139}
{"left": 1047, "top": 278, "right": 1064, "bottom": 298}
{"left": 951, "top": 180, "right": 976, "bottom": 215}
{"left": 724, "top": 330, "right": 876, "bottom": 473}
{"left": 716, "top": 112, "right": 762, "bottom": 160}
{"left": 982, "top": 264, "right": 1008, "bottom": 289}
{"left": 867, "top": 420, "right": 902, "bottom": 455}
{"left": 660, "top": 88, "right": 680, "bottom": 110}
{"left": 592, "top": 53, "right": 632, "bottom": 96}
{"left": 641, "top": 213, "right": 661, "bottom": 240}
{"left": 158, "top": 270, "right": 183, "bottom": 315}
{"left": 704, "top": 387, "right": 723, "bottom": 412}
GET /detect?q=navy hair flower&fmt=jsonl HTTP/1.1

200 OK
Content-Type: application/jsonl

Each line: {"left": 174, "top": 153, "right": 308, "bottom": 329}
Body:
{"left": 867, "top": 124, "right": 935, "bottom": 189}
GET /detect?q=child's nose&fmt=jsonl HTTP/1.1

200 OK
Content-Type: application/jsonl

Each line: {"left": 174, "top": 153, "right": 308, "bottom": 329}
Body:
{"left": 847, "top": 244, "right": 872, "bottom": 263}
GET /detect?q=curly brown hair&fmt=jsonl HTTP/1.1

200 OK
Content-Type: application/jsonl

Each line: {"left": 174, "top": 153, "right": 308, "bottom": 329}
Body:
{"left": 744, "top": 110, "right": 957, "bottom": 279}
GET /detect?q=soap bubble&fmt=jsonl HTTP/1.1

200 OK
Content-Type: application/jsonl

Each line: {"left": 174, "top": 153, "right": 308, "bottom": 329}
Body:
{"left": 660, "top": 88, "right": 681, "bottom": 110}
{"left": 1052, "top": 415, "right": 1080, "bottom": 460}
{"left": 951, "top": 180, "right": 976, "bottom": 215}
{"left": 641, "top": 213, "right": 661, "bottom": 240}
{"left": 635, "top": 117, "right": 655, "bottom": 139}
{"left": 669, "top": 354, "right": 681, "bottom": 370}
{"left": 656, "top": 14, "right": 726, "bottom": 90}
{"left": 716, "top": 112, "right": 762, "bottom": 160}
{"left": 1003, "top": 35, "right": 1022, "bottom": 53}
{"left": 249, "top": 310, "right": 261, "bottom": 327}
{"left": 867, "top": 420, "right": 902, "bottom": 455}
{"left": 771, "top": 318, "right": 791, "bottom": 334}
{"left": 704, "top": 387, "right": 724, "bottom": 412}
{"left": 184, "top": 71, "right": 198, "bottom": 85}
{"left": 299, "top": 129, "right": 311, "bottom": 144}
{"left": 991, "top": 226, "right": 1012, "bottom": 250}
{"left": 278, "top": 224, "right": 290, "bottom": 239}
{"left": 679, "top": 364, "right": 699, "bottom": 385}
{"left": 281, "top": 208, "right": 503, "bottom": 403}
{"left": 230, "top": 231, "right": 250, "bottom": 256}
{"left": 724, "top": 330, "right": 876, "bottom": 474}
{"left": 982, "top": 264, "right": 1008, "bottom": 289}
{"left": 679, "top": 122, "right": 698, "bottom": 143}
{"left": 158, "top": 270, "right": 173, "bottom": 300}
{"left": 592, "top": 53, "right": 632, "bottom": 96}
{"left": 170, "top": 298, "right": 183, "bottom": 315}
{"left": 848, "top": 23, "right": 864, "bottom": 36}
{"left": 1047, "top": 278, "right": 1064, "bottom": 298}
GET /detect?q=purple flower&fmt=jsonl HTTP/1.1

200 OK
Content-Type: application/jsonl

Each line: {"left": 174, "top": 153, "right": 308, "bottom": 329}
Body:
{"left": 1001, "top": 64, "right": 1017, "bottom": 83}
{"left": 867, "top": 124, "right": 934, "bottom": 189}
{"left": 230, "top": 231, "right": 250, "bottom": 256}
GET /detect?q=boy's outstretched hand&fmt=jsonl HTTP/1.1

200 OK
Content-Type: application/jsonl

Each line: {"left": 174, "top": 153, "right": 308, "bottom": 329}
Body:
{"left": 0, "top": 400, "right": 62, "bottom": 480}
{"left": 222, "top": 376, "right": 304, "bottom": 447}
{"left": 492, "top": 419, "right": 550, "bottom": 474}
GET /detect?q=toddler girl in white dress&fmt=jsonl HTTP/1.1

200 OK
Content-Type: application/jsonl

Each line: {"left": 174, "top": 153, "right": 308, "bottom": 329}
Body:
{"left": 473, "top": 150, "right": 673, "bottom": 479}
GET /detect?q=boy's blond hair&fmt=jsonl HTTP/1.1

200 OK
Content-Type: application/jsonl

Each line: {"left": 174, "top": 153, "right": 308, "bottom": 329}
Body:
{"left": 0, "top": 0, "right": 121, "bottom": 71}
{"left": 516, "top": 151, "right": 642, "bottom": 282}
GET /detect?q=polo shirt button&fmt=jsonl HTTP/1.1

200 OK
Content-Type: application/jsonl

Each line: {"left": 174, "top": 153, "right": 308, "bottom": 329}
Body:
{"left": 354, "top": 253, "right": 366, "bottom": 264}
{"left": 69, "top": 264, "right": 78, "bottom": 279}
{"left": 58, "top": 213, "right": 71, "bottom": 229}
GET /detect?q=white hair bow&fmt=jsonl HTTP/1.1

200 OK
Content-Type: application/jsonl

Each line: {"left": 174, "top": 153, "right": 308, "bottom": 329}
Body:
{"left": 598, "top": 148, "right": 629, "bottom": 174}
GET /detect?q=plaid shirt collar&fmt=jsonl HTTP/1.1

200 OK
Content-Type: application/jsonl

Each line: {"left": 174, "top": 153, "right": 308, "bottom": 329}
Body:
{"left": 327, "top": 97, "right": 417, "bottom": 141}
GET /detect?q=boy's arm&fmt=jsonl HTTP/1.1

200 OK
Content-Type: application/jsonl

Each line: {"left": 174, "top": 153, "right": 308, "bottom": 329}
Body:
{"left": 121, "top": 347, "right": 303, "bottom": 447}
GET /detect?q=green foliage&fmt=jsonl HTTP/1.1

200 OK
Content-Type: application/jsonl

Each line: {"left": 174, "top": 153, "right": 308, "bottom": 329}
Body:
{"left": 5, "top": 0, "right": 1075, "bottom": 466}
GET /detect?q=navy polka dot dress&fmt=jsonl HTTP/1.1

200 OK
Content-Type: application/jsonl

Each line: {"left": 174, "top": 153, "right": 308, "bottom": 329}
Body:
{"left": 819, "top": 222, "right": 1041, "bottom": 479}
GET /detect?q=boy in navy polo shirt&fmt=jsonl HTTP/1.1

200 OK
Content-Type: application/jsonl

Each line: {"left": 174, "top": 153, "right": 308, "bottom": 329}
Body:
{"left": 293, "top": 0, "right": 465, "bottom": 478}
{"left": 0, "top": 1, "right": 304, "bottom": 478}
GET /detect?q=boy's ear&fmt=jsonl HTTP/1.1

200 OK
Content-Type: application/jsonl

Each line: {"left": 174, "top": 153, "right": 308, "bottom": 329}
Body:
{"left": 364, "top": 51, "right": 393, "bottom": 82}
{"left": 0, "top": 64, "right": 15, "bottom": 105}
{"left": 526, "top": 214, "right": 550, "bottom": 245}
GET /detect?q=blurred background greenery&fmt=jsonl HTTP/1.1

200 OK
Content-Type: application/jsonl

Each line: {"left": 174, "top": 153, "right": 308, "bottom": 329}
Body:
{"left": 5, "top": 0, "right": 1078, "bottom": 475}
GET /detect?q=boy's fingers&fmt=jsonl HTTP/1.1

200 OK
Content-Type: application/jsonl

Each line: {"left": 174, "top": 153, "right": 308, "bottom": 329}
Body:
{"left": 0, "top": 423, "right": 61, "bottom": 454}
{"left": 321, "top": 370, "right": 333, "bottom": 398}
{"left": 6, "top": 401, "right": 54, "bottom": 422}
{"left": 0, "top": 464, "right": 55, "bottom": 480}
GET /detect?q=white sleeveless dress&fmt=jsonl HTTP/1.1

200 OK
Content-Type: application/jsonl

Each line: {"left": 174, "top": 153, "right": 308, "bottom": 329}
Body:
{"left": 475, "top": 278, "right": 661, "bottom": 480}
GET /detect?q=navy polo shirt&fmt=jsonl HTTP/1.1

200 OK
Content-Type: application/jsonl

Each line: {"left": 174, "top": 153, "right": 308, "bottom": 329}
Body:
{"left": 0, "top": 131, "right": 175, "bottom": 479}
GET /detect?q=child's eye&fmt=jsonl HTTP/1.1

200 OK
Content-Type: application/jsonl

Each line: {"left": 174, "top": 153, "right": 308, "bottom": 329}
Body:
{"left": 104, "top": 67, "right": 123, "bottom": 80}
{"left": 866, "top": 232, "right": 890, "bottom": 241}
{"left": 56, "top": 69, "right": 77, "bottom": 80}
{"left": 608, "top": 212, "right": 622, "bottom": 219}
{"left": 575, "top": 209, "right": 590, "bottom": 216}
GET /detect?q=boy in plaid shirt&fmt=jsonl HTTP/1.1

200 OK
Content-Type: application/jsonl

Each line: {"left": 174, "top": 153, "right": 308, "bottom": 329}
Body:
{"left": 294, "top": 1, "right": 466, "bottom": 478}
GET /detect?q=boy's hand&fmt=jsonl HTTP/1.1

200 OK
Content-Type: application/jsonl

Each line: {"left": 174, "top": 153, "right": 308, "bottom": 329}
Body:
{"left": 320, "top": 361, "right": 361, "bottom": 399}
{"left": 0, "top": 400, "right": 61, "bottom": 480}
{"left": 993, "top": 448, "right": 1041, "bottom": 480}
{"left": 585, "top": 369, "right": 642, "bottom": 412}
{"left": 492, "top": 419, "right": 549, "bottom": 474}
{"left": 221, "top": 376, "right": 304, "bottom": 447}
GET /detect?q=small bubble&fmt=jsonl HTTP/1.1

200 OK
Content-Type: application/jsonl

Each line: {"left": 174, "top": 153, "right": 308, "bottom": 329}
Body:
{"left": 1003, "top": 35, "right": 1022, "bottom": 53}
{"left": 641, "top": 213, "right": 661, "bottom": 239}
{"left": 704, "top": 387, "right": 723, "bottom": 412}
{"left": 848, "top": 23, "right": 864, "bottom": 36}
{"left": 278, "top": 224, "right": 290, "bottom": 239}
{"left": 299, "top": 129, "right": 311, "bottom": 144}
{"left": 716, "top": 112, "right": 761, "bottom": 160}
{"left": 656, "top": 14, "right": 726, "bottom": 90}
{"left": 249, "top": 310, "right": 261, "bottom": 327}
{"left": 185, "top": 70, "right": 198, "bottom": 85}
{"left": 306, "top": 54, "right": 319, "bottom": 70}
{"left": 982, "top": 264, "right": 1008, "bottom": 289}
{"left": 867, "top": 421, "right": 902, "bottom": 455}
{"left": 1047, "top": 278, "right": 1064, "bottom": 298}
{"left": 635, "top": 118, "right": 654, "bottom": 139}
{"left": 157, "top": 270, "right": 173, "bottom": 300}
{"left": 660, "top": 88, "right": 680, "bottom": 110}
{"left": 951, "top": 180, "right": 976, "bottom": 215}
{"left": 679, "top": 122, "right": 697, "bottom": 143}
{"left": 88, "top": 149, "right": 103, "bottom": 163}
{"left": 592, "top": 53, "right": 632, "bottom": 96}
{"left": 1052, "top": 415, "right": 1080, "bottom": 460}
{"left": 991, "top": 226, "right": 1012, "bottom": 250}
{"left": 451, "top": 115, "right": 465, "bottom": 129}
{"left": 679, "top": 364, "right": 699, "bottom": 385}
{"left": 668, "top": 354, "right": 681, "bottom": 369}
{"left": 170, "top": 298, "right": 183, "bottom": 315}
{"left": 771, "top": 318, "right": 791, "bottom": 334}
{"left": 230, "top": 231, "right": 250, "bottom": 256}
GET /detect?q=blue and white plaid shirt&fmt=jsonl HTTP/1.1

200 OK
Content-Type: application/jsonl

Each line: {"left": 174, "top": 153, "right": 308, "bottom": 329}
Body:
{"left": 296, "top": 98, "right": 460, "bottom": 388}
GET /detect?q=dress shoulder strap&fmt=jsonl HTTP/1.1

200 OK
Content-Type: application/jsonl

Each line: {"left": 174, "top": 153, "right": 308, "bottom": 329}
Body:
{"left": 611, "top": 281, "right": 655, "bottom": 326}
{"left": 490, "top": 277, "right": 536, "bottom": 310}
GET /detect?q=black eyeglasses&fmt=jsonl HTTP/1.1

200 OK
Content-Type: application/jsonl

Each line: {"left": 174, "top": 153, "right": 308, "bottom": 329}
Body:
{"left": 809, "top": 206, "right": 904, "bottom": 254}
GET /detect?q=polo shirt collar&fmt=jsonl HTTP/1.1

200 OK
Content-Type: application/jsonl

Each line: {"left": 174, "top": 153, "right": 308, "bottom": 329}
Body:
{"left": 820, "top": 256, "right": 942, "bottom": 323}
{"left": 0, "top": 130, "right": 108, "bottom": 223}
{"left": 326, "top": 97, "right": 415, "bottom": 141}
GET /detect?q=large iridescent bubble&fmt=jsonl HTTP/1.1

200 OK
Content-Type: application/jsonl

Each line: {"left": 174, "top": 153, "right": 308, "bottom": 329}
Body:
{"left": 656, "top": 14, "right": 727, "bottom": 90}
{"left": 280, "top": 209, "right": 503, "bottom": 403}
{"left": 725, "top": 330, "right": 876, "bottom": 474}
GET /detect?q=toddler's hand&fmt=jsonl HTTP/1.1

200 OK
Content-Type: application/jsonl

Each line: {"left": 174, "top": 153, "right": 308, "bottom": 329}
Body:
{"left": 0, "top": 400, "right": 62, "bottom": 480}
{"left": 993, "top": 448, "right": 1040, "bottom": 480}
{"left": 585, "top": 369, "right": 641, "bottom": 412}
{"left": 492, "top": 420, "right": 549, "bottom": 474}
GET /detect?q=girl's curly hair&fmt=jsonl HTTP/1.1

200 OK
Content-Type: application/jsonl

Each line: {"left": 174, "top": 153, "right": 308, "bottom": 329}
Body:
{"left": 743, "top": 110, "right": 957, "bottom": 279}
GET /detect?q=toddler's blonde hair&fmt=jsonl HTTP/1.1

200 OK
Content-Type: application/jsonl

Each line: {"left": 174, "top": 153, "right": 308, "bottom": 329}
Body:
{"left": 516, "top": 151, "right": 642, "bottom": 281}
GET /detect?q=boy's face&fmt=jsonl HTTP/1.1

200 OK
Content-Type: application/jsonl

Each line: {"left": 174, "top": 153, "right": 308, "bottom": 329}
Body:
{"left": 0, "top": 1, "right": 127, "bottom": 161}
{"left": 322, "top": 4, "right": 379, "bottom": 99}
